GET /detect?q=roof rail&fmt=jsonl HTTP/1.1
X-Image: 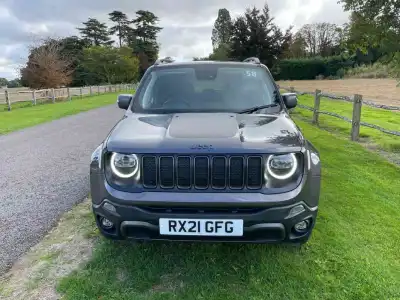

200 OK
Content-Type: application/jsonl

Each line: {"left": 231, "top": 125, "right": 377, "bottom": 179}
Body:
{"left": 154, "top": 57, "right": 175, "bottom": 65}
{"left": 243, "top": 57, "right": 261, "bottom": 64}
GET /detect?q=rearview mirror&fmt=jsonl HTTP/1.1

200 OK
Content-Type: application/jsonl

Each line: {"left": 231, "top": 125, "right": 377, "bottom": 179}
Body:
{"left": 281, "top": 93, "right": 298, "bottom": 109}
{"left": 117, "top": 94, "right": 133, "bottom": 110}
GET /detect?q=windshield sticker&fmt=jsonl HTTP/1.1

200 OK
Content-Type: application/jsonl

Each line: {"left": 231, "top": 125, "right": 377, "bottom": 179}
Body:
{"left": 244, "top": 70, "right": 257, "bottom": 77}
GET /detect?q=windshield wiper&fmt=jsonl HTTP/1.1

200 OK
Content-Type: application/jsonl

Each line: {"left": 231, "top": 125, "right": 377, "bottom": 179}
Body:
{"left": 237, "top": 103, "right": 280, "bottom": 114}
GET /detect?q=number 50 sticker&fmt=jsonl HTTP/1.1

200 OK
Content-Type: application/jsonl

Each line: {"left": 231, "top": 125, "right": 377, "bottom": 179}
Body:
{"left": 245, "top": 70, "right": 257, "bottom": 77}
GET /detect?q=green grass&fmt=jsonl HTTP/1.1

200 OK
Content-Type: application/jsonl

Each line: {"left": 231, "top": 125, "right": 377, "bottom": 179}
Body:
{"left": 0, "top": 93, "right": 104, "bottom": 112}
{"left": 0, "top": 92, "right": 134, "bottom": 135}
{"left": 293, "top": 94, "right": 400, "bottom": 152}
{"left": 57, "top": 120, "right": 400, "bottom": 300}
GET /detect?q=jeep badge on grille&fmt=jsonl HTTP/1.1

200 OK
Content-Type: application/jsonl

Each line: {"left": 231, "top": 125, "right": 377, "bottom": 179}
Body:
{"left": 190, "top": 144, "right": 214, "bottom": 151}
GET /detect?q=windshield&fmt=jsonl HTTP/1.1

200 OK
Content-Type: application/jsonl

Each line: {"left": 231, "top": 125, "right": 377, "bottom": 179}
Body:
{"left": 132, "top": 64, "right": 280, "bottom": 113}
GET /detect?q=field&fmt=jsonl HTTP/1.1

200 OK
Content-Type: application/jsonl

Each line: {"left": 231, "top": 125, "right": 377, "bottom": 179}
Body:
{"left": 2, "top": 119, "right": 399, "bottom": 300}
{"left": 277, "top": 78, "right": 400, "bottom": 106}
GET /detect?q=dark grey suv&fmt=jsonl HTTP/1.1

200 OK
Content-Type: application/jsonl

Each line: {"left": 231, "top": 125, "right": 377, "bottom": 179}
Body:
{"left": 90, "top": 57, "right": 321, "bottom": 245}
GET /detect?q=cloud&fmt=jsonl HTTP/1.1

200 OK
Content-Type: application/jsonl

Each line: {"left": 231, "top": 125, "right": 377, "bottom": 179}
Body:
{"left": 0, "top": 0, "right": 349, "bottom": 79}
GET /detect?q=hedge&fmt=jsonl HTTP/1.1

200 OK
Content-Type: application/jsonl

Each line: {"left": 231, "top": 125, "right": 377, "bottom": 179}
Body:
{"left": 271, "top": 56, "right": 355, "bottom": 80}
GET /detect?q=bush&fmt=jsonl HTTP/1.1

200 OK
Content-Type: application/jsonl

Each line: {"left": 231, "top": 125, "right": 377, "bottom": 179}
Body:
{"left": 344, "top": 62, "right": 392, "bottom": 79}
{"left": 336, "top": 68, "right": 346, "bottom": 78}
{"left": 272, "top": 55, "right": 355, "bottom": 80}
{"left": 388, "top": 52, "right": 400, "bottom": 79}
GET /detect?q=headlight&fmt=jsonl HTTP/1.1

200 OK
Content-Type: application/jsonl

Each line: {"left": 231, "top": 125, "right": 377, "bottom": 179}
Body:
{"left": 91, "top": 144, "right": 103, "bottom": 168}
{"left": 266, "top": 153, "right": 298, "bottom": 180}
{"left": 110, "top": 153, "right": 139, "bottom": 178}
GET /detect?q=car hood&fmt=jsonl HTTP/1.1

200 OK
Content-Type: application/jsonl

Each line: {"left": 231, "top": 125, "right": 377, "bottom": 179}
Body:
{"left": 106, "top": 112, "right": 304, "bottom": 154}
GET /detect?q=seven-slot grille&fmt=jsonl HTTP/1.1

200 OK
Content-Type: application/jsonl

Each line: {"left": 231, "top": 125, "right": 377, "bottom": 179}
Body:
{"left": 141, "top": 155, "right": 263, "bottom": 190}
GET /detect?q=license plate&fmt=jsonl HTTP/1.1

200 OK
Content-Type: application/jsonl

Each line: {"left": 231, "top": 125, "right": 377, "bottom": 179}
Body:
{"left": 159, "top": 218, "right": 243, "bottom": 236}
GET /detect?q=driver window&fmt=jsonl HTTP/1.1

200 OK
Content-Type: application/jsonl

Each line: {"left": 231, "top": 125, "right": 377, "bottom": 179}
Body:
{"left": 151, "top": 73, "right": 194, "bottom": 108}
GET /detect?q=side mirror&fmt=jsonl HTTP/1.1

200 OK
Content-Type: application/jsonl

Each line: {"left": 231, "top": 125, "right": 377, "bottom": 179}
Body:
{"left": 282, "top": 93, "right": 298, "bottom": 109}
{"left": 117, "top": 94, "right": 133, "bottom": 110}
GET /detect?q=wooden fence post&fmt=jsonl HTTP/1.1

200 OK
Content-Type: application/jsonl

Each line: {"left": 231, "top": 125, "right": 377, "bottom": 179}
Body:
{"left": 351, "top": 94, "right": 363, "bottom": 141}
{"left": 90, "top": 86, "right": 93, "bottom": 96}
{"left": 51, "top": 88, "right": 55, "bottom": 103}
{"left": 97, "top": 85, "right": 100, "bottom": 95}
{"left": 80, "top": 87, "right": 83, "bottom": 98}
{"left": 67, "top": 87, "right": 71, "bottom": 101}
{"left": 32, "top": 90, "right": 36, "bottom": 105}
{"left": 312, "top": 89, "right": 321, "bottom": 124}
{"left": 5, "top": 90, "right": 11, "bottom": 111}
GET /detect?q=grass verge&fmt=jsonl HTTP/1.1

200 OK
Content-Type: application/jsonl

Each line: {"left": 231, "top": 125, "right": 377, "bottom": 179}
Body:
{"left": 293, "top": 94, "right": 400, "bottom": 152}
{"left": 52, "top": 120, "right": 399, "bottom": 300}
{"left": 0, "top": 91, "right": 134, "bottom": 135}
{"left": 0, "top": 199, "right": 98, "bottom": 300}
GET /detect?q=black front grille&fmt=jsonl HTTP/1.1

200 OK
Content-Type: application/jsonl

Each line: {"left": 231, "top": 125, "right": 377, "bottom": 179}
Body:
{"left": 212, "top": 157, "right": 226, "bottom": 189}
{"left": 229, "top": 157, "right": 244, "bottom": 189}
{"left": 177, "top": 156, "right": 191, "bottom": 188}
{"left": 159, "top": 156, "right": 174, "bottom": 188}
{"left": 141, "top": 155, "right": 264, "bottom": 190}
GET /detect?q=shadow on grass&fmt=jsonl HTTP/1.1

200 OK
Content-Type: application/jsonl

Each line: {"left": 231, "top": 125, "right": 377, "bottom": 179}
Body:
{"left": 57, "top": 239, "right": 307, "bottom": 299}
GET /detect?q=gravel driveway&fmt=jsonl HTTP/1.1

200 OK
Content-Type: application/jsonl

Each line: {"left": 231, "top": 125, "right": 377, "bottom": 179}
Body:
{"left": 0, "top": 105, "right": 124, "bottom": 274}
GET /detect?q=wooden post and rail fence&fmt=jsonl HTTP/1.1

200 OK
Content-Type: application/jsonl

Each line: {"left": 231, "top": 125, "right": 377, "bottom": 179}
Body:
{"left": 281, "top": 86, "right": 400, "bottom": 141}
{"left": 0, "top": 83, "right": 137, "bottom": 112}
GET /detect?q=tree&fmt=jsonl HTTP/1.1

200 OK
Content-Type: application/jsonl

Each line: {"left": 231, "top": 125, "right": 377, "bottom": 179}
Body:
{"left": 229, "top": 16, "right": 249, "bottom": 62}
{"left": 20, "top": 38, "right": 73, "bottom": 88}
{"left": 230, "top": 4, "right": 292, "bottom": 67}
{"left": 129, "top": 10, "right": 163, "bottom": 76}
{"left": 81, "top": 46, "right": 139, "bottom": 84}
{"left": 210, "top": 8, "right": 233, "bottom": 61}
{"left": 339, "top": 0, "right": 400, "bottom": 54}
{"left": 209, "top": 43, "right": 232, "bottom": 61}
{"left": 282, "top": 33, "right": 307, "bottom": 58}
{"left": 53, "top": 36, "right": 99, "bottom": 86}
{"left": 27, "top": 36, "right": 100, "bottom": 86}
{"left": 77, "top": 18, "right": 113, "bottom": 46}
{"left": 297, "top": 23, "right": 340, "bottom": 57}
{"left": 335, "top": 11, "right": 400, "bottom": 68}
{"left": 211, "top": 8, "right": 233, "bottom": 50}
{"left": 7, "top": 79, "right": 22, "bottom": 88}
{"left": 339, "top": 0, "right": 400, "bottom": 32}
{"left": 109, "top": 11, "right": 131, "bottom": 47}
{"left": 0, "top": 78, "right": 8, "bottom": 87}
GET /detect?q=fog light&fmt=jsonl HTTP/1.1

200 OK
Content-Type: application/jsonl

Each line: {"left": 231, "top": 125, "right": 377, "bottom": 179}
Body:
{"left": 287, "top": 205, "right": 305, "bottom": 218}
{"left": 100, "top": 217, "right": 114, "bottom": 229}
{"left": 103, "top": 202, "right": 116, "bottom": 213}
{"left": 294, "top": 220, "right": 310, "bottom": 232}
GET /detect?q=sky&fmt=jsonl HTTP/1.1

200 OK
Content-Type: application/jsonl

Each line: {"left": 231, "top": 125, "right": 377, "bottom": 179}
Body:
{"left": 0, "top": 0, "right": 349, "bottom": 80}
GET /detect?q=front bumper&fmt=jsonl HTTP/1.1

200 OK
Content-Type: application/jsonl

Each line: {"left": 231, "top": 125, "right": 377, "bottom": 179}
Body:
{"left": 93, "top": 198, "right": 318, "bottom": 243}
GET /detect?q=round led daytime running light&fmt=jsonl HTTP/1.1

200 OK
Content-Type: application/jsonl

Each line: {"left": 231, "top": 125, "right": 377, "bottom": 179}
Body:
{"left": 266, "top": 153, "right": 298, "bottom": 180}
{"left": 110, "top": 153, "right": 139, "bottom": 178}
